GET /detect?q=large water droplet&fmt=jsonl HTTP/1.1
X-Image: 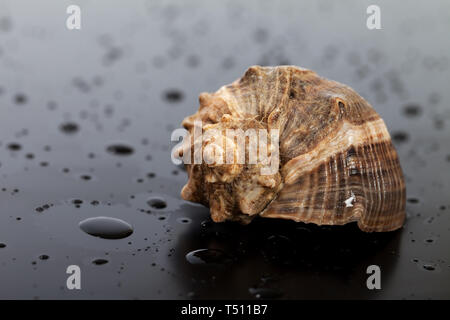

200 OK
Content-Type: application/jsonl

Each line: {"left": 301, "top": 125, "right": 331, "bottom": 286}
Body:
{"left": 423, "top": 264, "right": 436, "bottom": 271}
{"left": 14, "top": 93, "right": 27, "bottom": 104}
{"left": 79, "top": 216, "right": 133, "bottom": 239}
{"left": 392, "top": 131, "right": 409, "bottom": 144}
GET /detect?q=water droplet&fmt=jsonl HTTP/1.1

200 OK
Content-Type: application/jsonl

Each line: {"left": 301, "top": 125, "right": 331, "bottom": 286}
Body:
{"left": 0, "top": 16, "right": 12, "bottom": 32}
{"left": 222, "top": 56, "right": 235, "bottom": 69}
{"left": 434, "top": 117, "right": 445, "bottom": 130}
{"left": 14, "top": 93, "right": 27, "bottom": 104}
{"left": 59, "top": 122, "right": 79, "bottom": 134}
{"left": 200, "top": 219, "right": 212, "bottom": 228}
{"left": 177, "top": 217, "right": 191, "bottom": 224}
{"left": 79, "top": 216, "right": 133, "bottom": 240}
{"left": 164, "top": 89, "right": 184, "bottom": 103}
{"left": 185, "top": 248, "right": 233, "bottom": 266}
{"left": 106, "top": 144, "right": 134, "bottom": 156}
{"left": 249, "top": 287, "right": 282, "bottom": 299}
{"left": 92, "top": 258, "right": 109, "bottom": 265}
{"left": 423, "top": 264, "right": 436, "bottom": 271}
{"left": 47, "top": 101, "right": 57, "bottom": 110}
{"left": 253, "top": 28, "right": 269, "bottom": 43}
{"left": 403, "top": 104, "right": 422, "bottom": 118}
{"left": 392, "top": 131, "right": 409, "bottom": 144}
{"left": 262, "top": 234, "right": 295, "bottom": 263}
{"left": 147, "top": 197, "right": 167, "bottom": 209}
{"left": 186, "top": 55, "right": 200, "bottom": 68}
{"left": 7, "top": 142, "right": 22, "bottom": 151}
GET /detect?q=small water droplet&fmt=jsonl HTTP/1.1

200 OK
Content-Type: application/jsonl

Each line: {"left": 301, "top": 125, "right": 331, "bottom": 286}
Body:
{"left": 163, "top": 89, "right": 184, "bottom": 103}
{"left": 92, "top": 258, "right": 109, "bottom": 265}
{"left": 249, "top": 287, "right": 282, "bottom": 299}
{"left": 14, "top": 93, "right": 27, "bottom": 104}
{"left": 403, "top": 104, "right": 422, "bottom": 118}
{"left": 185, "top": 248, "right": 233, "bottom": 266}
{"left": 80, "top": 174, "right": 92, "bottom": 181}
{"left": 79, "top": 216, "right": 133, "bottom": 239}
{"left": 177, "top": 217, "right": 191, "bottom": 224}
{"left": 147, "top": 197, "right": 167, "bottom": 209}
{"left": 7, "top": 142, "right": 22, "bottom": 151}
{"left": 106, "top": 144, "right": 134, "bottom": 156}
{"left": 253, "top": 28, "right": 269, "bottom": 43}
{"left": 59, "top": 122, "right": 79, "bottom": 134}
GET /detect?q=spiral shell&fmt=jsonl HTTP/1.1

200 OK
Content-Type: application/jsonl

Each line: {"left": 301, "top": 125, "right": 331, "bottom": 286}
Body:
{"left": 179, "top": 66, "right": 406, "bottom": 232}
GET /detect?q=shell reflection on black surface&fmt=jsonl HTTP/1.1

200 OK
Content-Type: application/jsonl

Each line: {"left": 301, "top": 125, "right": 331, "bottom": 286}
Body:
{"left": 179, "top": 66, "right": 406, "bottom": 232}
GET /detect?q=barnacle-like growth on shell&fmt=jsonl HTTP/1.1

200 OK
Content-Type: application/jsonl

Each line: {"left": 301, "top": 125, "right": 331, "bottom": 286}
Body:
{"left": 178, "top": 66, "right": 406, "bottom": 232}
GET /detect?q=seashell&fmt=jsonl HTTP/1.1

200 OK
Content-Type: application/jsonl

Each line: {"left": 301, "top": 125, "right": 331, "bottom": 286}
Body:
{"left": 178, "top": 66, "right": 405, "bottom": 232}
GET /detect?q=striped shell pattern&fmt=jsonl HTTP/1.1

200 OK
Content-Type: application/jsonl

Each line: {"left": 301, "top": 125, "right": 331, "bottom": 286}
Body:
{"left": 179, "top": 66, "right": 406, "bottom": 232}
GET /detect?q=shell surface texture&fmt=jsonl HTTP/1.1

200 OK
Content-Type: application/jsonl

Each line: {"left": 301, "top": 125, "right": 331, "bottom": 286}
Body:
{"left": 179, "top": 66, "right": 406, "bottom": 232}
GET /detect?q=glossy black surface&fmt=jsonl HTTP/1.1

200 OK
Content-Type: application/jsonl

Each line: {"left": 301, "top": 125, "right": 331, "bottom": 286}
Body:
{"left": 0, "top": 0, "right": 449, "bottom": 299}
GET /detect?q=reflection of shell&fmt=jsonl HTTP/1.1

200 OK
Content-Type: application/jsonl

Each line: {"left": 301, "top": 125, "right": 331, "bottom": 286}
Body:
{"left": 179, "top": 66, "right": 405, "bottom": 232}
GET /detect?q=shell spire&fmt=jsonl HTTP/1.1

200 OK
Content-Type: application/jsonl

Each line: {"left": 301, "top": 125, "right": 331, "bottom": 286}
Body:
{"left": 179, "top": 65, "right": 406, "bottom": 232}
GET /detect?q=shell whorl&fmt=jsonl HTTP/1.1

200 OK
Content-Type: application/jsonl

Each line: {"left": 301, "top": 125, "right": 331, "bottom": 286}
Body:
{"left": 180, "top": 66, "right": 406, "bottom": 232}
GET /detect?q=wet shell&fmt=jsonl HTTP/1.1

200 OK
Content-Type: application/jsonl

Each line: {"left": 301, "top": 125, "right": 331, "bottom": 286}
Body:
{"left": 178, "top": 66, "right": 406, "bottom": 232}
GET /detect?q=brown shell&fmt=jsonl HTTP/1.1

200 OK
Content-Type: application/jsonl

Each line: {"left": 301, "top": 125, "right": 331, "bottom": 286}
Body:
{"left": 179, "top": 66, "right": 406, "bottom": 232}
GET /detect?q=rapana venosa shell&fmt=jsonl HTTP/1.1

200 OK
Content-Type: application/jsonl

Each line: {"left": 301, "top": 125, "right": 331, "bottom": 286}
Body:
{"left": 178, "top": 66, "right": 406, "bottom": 232}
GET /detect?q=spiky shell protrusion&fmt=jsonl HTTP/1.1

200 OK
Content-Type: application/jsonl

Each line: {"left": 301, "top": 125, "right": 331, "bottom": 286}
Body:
{"left": 178, "top": 66, "right": 406, "bottom": 232}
